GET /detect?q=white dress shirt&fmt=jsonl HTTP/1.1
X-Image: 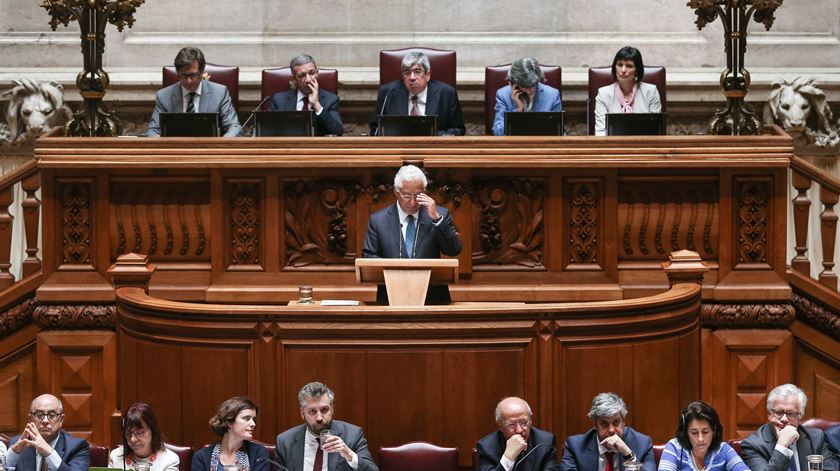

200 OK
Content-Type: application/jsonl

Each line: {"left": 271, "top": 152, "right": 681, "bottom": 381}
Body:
{"left": 407, "top": 87, "right": 428, "bottom": 116}
{"left": 303, "top": 428, "right": 359, "bottom": 471}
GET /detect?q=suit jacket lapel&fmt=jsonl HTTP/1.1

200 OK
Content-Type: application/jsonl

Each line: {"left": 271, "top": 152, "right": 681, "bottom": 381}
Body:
{"left": 285, "top": 91, "right": 298, "bottom": 111}
{"left": 392, "top": 85, "right": 409, "bottom": 115}
{"left": 199, "top": 81, "right": 212, "bottom": 113}
{"left": 425, "top": 82, "right": 440, "bottom": 117}
{"left": 21, "top": 443, "right": 37, "bottom": 471}
{"left": 170, "top": 86, "right": 183, "bottom": 113}
{"left": 291, "top": 427, "right": 306, "bottom": 471}
{"left": 387, "top": 204, "right": 403, "bottom": 257}
{"left": 585, "top": 432, "right": 600, "bottom": 471}
{"left": 413, "top": 209, "right": 431, "bottom": 255}
{"left": 797, "top": 428, "right": 813, "bottom": 465}
{"left": 327, "top": 422, "right": 343, "bottom": 471}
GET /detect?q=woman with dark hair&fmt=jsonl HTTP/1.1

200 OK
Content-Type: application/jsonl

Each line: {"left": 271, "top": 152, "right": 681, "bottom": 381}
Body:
{"left": 594, "top": 46, "right": 662, "bottom": 136}
{"left": 658, "top": 401, "right": 748, "bottom": 471}
{"left": 109, "top": 402, "right": 179, "bottom": 471}
{"left": 192, "top": 396, "right": 268, "bottom": 471}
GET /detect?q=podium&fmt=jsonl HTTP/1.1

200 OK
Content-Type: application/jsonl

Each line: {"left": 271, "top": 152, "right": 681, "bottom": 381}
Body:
{"left": 355, "top": 258, "right": 459, "bottom": 306}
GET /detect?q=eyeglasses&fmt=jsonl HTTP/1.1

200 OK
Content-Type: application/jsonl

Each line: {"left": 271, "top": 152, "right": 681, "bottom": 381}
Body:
{"left": 401, "top": 68, "right": 426, "bottom": 78}
{"left": 770, "top": 409, "right": 801, "bottom": 420}
{"left": 126, "top": 427, "right": 150, "bottom": 439}
{"left": 502, "top": 419, "right": 531, "bottom": 430}
{"left": 178, "top": 72, "right": 202, "bottom": 80}
{"left": 295, "top": 69, "right": 319, "bottom": 80}
{"left": 397, "top": 192, "right": 422, "bottom": 200}
{"left": 31, "top": 410, "right": 62, "bottom": 421}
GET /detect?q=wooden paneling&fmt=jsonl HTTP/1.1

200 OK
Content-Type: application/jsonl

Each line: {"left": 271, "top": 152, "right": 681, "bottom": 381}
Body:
{"left": 0, "top": 325, "right": 37, "bottom": 436}
{"left": 791, "top": 320, "right": 840, "bottom": 420}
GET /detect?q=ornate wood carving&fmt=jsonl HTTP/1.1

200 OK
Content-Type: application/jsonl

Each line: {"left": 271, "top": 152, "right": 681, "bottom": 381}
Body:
{"left": 61, "top": 181, "right": 92, "bottom": 265}
{"left": 818, "top": 186, "right": 839, "bottom": 289}
{"left": 567, "top": 179, "right": 600, "bottom": 265}
{"left": 284, "top": 179, "right": 359, "bottom": 267}
{"left": 792, "top": 292, "right": 840, "bottom": 340}
{"left": 472, "top": 179, "right": 545, "bottom": 269}
{"left": 426, "top": 171, "right": 467, "bottom": 209}
{"left": 0, "top": 296, "right": 38, "bottom": 337}
{"left": 0, "top": 185, "right": 13, "bottom": 288}
{"left": 229, "top": 180, "right": 262, "bottom": 267}
{"left": 736, "top": 178, "right": 771, "bottom": 266}
{"left": 790, "top": 170, "right": 812, "bottom": 275}
{"left": 700, "top": 302, "right": 794, "bottom": 327}
{"left": 21, "top": 172, "right": 42, "bottom": 277}
{"left": 33, "top": 304, "right": 116, "bottom": 330}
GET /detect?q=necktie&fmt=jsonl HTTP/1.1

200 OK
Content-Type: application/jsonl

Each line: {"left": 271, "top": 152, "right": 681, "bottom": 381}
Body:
{"left": 604, "top": 452, "right": 614, "bottom": 471}
{"left": 787, "top": 452, "right": 798, "bottom": 471}
{"left": 405, "top": 215, "right": 416, "bottom": 258}
{"left": 312, "top": 437, "right": 324, "bottom": 471}
{"left": 410, "top": 95, "right": 420, "bottom": 116}
{"left": 40, "top": 455, "right": 49, "bottom": 471}
{"left": 186, "top": 92, "right": 196, "bottom": 113}
{"left": 301, "top": 95, "right": 310, "bottom": 112}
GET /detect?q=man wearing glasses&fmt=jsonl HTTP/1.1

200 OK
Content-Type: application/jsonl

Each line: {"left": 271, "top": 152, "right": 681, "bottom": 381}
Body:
{"left": 361, "top": 164, "right": 462, "bottom": 304}
{"left": 4, "top": 394, "right": 90, "bottom": 471}
{"left": 268, "top": 54, "right": 343, "bottom": 136}
{"left": 742, "top": 384, "right": 836, "bottom": 471}
{"left": 146, "top": 47, "right": 242, "bottom": 137}
{"left": 561, "top": 393, "right": 654, "bottom": 471}
{"left": 368, "top": 51, "right": 465, "bottom": 136}
{"left": 476, "top": 397, "right": 560, "bottom": 471}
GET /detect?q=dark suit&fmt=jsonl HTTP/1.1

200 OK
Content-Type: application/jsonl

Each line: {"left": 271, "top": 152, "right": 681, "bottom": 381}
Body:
{"left": 8, "top": 430, "right": 90, "bottom": 471}
{"left": 560, "top": 427, "right": 654, "bottom": 471}
{"left": 826, "top": 424, "right": 840, "bottom": 470}
{"left": 361, "top": 203, "right": 462, "bottom": 304}
{"left": 191, "top": 440, "right": 269, "bottom": 471}
{"left": 369, "top": 80, "right": 465, "bottom": 136}
{"left": 274, "top": 421, "right": 378, "bottom": 471}
{"left": 476, "top": 427, "right": 560, "bottom": 471}
{"left": 268, "top": 89, "right": 343, "bottom": 136}
{"left": 742, "top": 424, "right": 837, "bottom": 471}
{"left": 147, "top": 80, "right": 242, "bottom": 137}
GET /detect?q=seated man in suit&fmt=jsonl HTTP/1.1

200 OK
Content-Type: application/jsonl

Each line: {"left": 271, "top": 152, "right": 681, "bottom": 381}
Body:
{"left": 5, "top": 394, "right": 90, "bottom": 471}
{"left": 147, "top": 47, "right": 242, "bottom": 137}
{"left": 492, "top": 56, "right": 563, "bottom": 136}
{"left": 742, "top": 384, "right": 837, "bottom": 471}
{"left": 361, "top": 164, "right": 463, "bottom": 304}
{"left": 268, "top": 53, "right": 343, "bottom": 136}
{"left": 561, "top": 393, "right": 654, "bottom": 471}
{"left": 476, "top": 397, "right": 560, "bottom": 471}
{"left": 826, "top": 424, "right": 840, "bottom": 470}
{"left": 369, "top": 51, "right": 466, "bottom": 136}
{"left": 275, "top": 381, "right": 378, "bottom": 471}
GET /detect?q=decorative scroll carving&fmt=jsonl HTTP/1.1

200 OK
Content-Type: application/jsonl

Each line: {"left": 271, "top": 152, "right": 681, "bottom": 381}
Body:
{"left": 619, "top": 179, "right": 719, "bottom": 261}
{"left": 700, "top": 302, "right": 794, "bottom": 328}
{"left": 426, "top": 172, "right": 467, "bottom": 209}
{"left": 284, "top": 180, "right": 360, "bottom": 267}
{"left": 61, "top": 182, "right": 92, "bottom": 265}
{"left": 0, "top": 296, "right": 38, "bottom": 337}
{"left": 568, "top": 180, "right": 600, "bottom": 264}
{"left": 472, "top": 179, "right": 544, "bottom": 269}
{"left": 230, "top": 181, "right": 261, "bottom": 266}
{"left": 737, "top": 179, "right": 770, "bottom": 265}
{"left": 792, "top": 293, "right": 840, "bottom": 340}
{"left": 34, "top": 304, "right": 116, "bottom": 330}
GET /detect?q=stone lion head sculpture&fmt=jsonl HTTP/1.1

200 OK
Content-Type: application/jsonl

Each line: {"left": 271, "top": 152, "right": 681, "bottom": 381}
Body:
{"left": 763, "top": 77, "right": 834, "bottom": 135}
{"left": 2, "top": 78, "right": 72, "bottom": 145}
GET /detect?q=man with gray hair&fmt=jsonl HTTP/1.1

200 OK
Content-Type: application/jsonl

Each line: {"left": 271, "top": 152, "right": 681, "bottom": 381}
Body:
{"left": 476, "top": 397, "right": 560, "bottom": 471}
{"left": 361, "top": 164, "right": 462, "bottom": 304}
{"left": 369, "top": 51, "right": 465, "bottom": 136}
{"left": 275, "top": 381, "right": 378, "bottom": 471}
{"left": 5, "top": 393, "right": 90, "bottom": 471}
{"left": 492, "top": 57, "right": 562, "bottom": 136}
{"left": 268, "top": 53, "right": 343, "bottom": 136}
{"left": 561, "top": 392, "right": 654, "bottom": 471}
{"left": 742, "top": 384, "right": 836, "bottom": 471}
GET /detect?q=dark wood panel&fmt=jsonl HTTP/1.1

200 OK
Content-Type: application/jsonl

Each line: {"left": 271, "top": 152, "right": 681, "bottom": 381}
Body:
{"left": 0, "top": 329, "right": 36, "bottom": 436}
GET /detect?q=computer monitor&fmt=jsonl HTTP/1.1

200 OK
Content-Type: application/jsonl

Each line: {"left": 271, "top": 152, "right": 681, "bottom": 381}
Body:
{"left": 606, "top": 113, "right": 667, "bottom": 136}
{"left": 503, "top": 111, "right": 565, "bottom": 136}
{"left": 377, "top": 115, "right": 437, "bottom": 136}
{"left": 159, "top": 112, "right": 220, "bottom": 137}
{"left": 254, "top": 111, "right": 314, "bottom": 137}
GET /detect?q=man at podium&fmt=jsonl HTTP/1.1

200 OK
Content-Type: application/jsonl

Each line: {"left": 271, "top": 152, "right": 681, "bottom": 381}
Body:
{"left": 361, "top": 164, "right": 462, "bottom": 304}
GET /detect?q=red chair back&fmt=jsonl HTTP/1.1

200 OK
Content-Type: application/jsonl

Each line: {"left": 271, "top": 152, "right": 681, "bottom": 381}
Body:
{"left": 802, "top": 417, "right": 840, "bottom": 430}
{"left": 484, "top": 63, "right": 562, "bottom": 135}
{"left": 379, "top": 47, "right": 456, "bottom": 88}
{"left": 653, "top": 443, "right": 666, "bottom": 466}
{"left": 0, "top": 432, "right": 10, "bottom": 446}
{"left": 163, "top": 63, "right": 240, "bottom": 111}
{"left": 472, "top": 447, "right": 480, "bottom": 471}
{"left": 88, "top": 442, "right": 109, "bottom": 467}
{"left": 728, "top": 438, "right": 743, "bottom": 457}
{"left": 587, "top": 66, "right": 666, "bottom": 135}
{"left": 379, "top": 441, "right": 459, "bottom": 471}
{"left": 260, "top": 68, "right": 339, "bottom": 109}
{"left": 165, "top": 443, "right": 193, "bottom": 471}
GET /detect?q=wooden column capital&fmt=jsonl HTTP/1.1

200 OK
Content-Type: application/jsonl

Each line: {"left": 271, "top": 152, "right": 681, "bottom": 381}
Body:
{"left": 662, "top": 249, "right": 709, "bottom": 287}
{"left": 107, "top": 253, "right": 156, "bottom": 291}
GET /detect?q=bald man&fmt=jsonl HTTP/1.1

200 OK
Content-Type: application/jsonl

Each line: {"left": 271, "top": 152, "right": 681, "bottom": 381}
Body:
{"left": 5, "top": 394, "right": 90, "bottom": 471}
{"left": 476, "top": 397, "right": 560, "bottom": 471}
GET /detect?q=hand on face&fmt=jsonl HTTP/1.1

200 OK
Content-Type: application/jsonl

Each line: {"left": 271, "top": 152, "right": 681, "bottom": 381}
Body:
{"left": 414, "top": 193, "right": 440, "bottom": 221}
{"left": 13, "top": 422, "right": 53, "bottom": 457}
{"left": 510, "top": 85, "right": 535, "bottom": 112}
{"left": 776, "top": 425, "right": 799, "bottom": 448}
{"left": 599, "top": 434, "right": 631, "bottom": 456}
{"left": 306, "top": 76, "right": 321, "bottom": 111}
{"left": 503, "top": 433, "right": 528, "bottom": 462}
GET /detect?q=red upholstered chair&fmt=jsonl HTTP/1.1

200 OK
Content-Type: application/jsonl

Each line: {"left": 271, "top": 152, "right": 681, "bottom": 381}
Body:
{"left": 484, "top": 64, "right": 562, "bottom": 135}
{"left": 88, "top": 442, "right": 109, "bottom": 467}
{"left": 587, "top": 66, "right": 666, "bottom": 135}
{"left": 653, "top": 443, "right": 666, "bottom": 466}
{"left": 802, "top": 417, "right": 840, "bottom": 430}
{"left": 0, "top": 432, "right": 10, "bottom": 446}
{"left": 379, "top": 47, "right": 456, "bottom": 88}
{"left": 165, "top": 443, "right": 193, "bottom": 471}
{"left": 163, "top": 63, "right": 240, "bottom": 111}
{"left": 379, "top": 442, "right": 459, "bottom": 471}
{"left": 728, "top": 438, "right": 743, "bottom": 457}
{"left": 260, "top": 68, "right": 339, "bottom": 109}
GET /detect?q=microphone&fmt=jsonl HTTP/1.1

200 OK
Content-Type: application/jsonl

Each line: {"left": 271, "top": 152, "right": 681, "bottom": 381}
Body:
{"left": 513, "top": 443, "right": 548, "bottom": 471}
{"left": 374, "top": 91, "right": 391, "bottom": 136}
{"left": 256, "top": 457, "right": 290, "bottom": 471}
{"left": 243, "top": 95, "right": 273, "bottom": 133}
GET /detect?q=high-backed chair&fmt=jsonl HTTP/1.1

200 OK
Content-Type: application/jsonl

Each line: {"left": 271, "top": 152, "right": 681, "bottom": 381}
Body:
{"left": 0, "top": 432, "right": 10, "bottom": 446}
{"left": 163, "top": 63, "right": 240, "bottom": 111}
{"left": 802, "top": 417, "right": 840, "bottom": 430}
{"left": 484, "top": 64, "right": 563, "bottom": 135}
{"left": 728, "top": 438, "right": 743, "bottom": 457}
{"left": 379, "top": 47, "right": 456, "bottom": 88}
{"left": 653, "top": 443, "right": 666, "bottom": 466}
{"left": 472, "top": 447, "right": 480, "bottom": 471}
{"left": 587, "top": 66, "right": 666, "bottom": 135}
{"left": 88, "top": 442, "right": 110, "bottom": 467}
{"left": 260, "top": 68, "right": 339, "bottom": 110}
{"left": 165, "top": 443, "right": 193, "bottom": 471}
{"left": 379, "top": 442, "right": 459, "bottom": 471}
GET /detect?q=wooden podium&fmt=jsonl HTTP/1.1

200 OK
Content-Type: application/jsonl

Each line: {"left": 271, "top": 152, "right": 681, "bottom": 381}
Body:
{"left": 355, "top": 258, "right": 459, "bottom": 306}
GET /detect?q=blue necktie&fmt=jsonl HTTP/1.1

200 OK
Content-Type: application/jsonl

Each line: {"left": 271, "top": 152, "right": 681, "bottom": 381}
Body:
{"left": 787, "top": 452, "right": 798, "bottom": 471}
{"left": 405, "top": 215, "right": 416, "bottom": 258}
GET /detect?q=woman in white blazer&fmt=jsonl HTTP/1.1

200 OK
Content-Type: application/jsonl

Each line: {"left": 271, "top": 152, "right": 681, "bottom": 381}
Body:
{"left": 594, "top": 46, "right": 662, "bottom": 136}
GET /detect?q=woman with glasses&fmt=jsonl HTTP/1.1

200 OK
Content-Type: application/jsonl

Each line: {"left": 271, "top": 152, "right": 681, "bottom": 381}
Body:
{"left": 658, "top": 401, "right": 748, "bottom": 471}
{"left": 110, "top": 402, "right": 179, "bottom": 471}
{"left": 594, "top": 46, "right": 662, "bottom": 136}
{"left": 192, "top": 397, "right": 268, "bottom": 471}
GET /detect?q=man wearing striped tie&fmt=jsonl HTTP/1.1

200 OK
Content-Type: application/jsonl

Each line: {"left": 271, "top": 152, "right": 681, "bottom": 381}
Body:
{"left": 361, "top": 164, "right": 462, "bottom": 304}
